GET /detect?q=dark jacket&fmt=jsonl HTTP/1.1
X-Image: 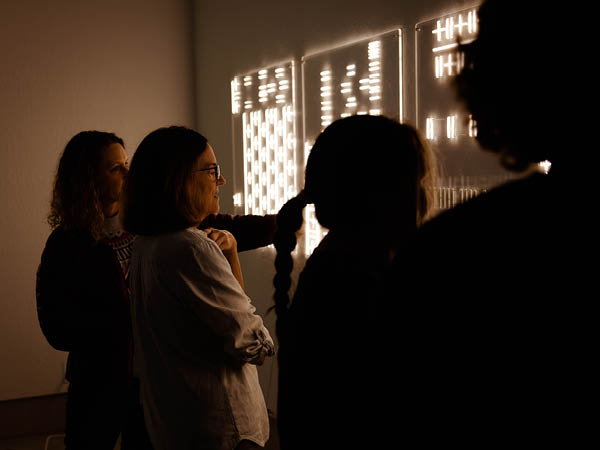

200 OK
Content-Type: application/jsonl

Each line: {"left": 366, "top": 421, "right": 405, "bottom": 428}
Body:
{"left": 384, "top": 170, "right": 592, "bottom": 444}
{"left": 36, "top": 214, "right": 276, "bottom": 385}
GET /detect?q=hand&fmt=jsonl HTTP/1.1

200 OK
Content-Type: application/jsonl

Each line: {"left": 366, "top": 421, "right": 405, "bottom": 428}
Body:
{"left": 254, "top": 351, "right": 267, "bottom": 366}
{"left": 205, "top": 228, "right": 237, "bottom": 254}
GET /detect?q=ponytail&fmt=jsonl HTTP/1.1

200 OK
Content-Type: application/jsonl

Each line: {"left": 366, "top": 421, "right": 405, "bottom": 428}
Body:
{"left": 272, "top": 192, "right": 308, "bottom": 342}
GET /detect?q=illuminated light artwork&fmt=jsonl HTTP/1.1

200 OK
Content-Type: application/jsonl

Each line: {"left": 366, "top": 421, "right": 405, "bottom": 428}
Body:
{"left": 231, "top": 62, "right": 299, "bottom": 216}
{"left": 417, "top": 7, "right": 512, "bottom": 212}
{"left": 302, "top": 30, "right": 402, "bottom": 256}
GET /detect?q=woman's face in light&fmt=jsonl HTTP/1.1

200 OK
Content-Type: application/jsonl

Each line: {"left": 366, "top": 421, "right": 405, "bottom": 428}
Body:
{"left": 193, "top": 144, "right": 226, "bottom": 218}
{"left": 97, "top": 143, "right": 128, "bottom": 213}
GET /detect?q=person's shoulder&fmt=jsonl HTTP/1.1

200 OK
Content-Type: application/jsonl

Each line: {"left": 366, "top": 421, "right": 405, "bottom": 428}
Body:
{"left": 142, "top": 228, "right": 219, "bottom": 258}
{"left": 421, "top": 174, "right": 547, "bottom": 234}
{"left": 304, "top": 231, "right": 386, "bottom": 282}
{"left": 44, "top": 226, "right": 94, "bottom": 251}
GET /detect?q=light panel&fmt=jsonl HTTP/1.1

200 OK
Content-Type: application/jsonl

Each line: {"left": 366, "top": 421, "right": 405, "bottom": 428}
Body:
{"left": 417, "top": 7, "right": 513, "bottom": 212}
{"left": 231, "top": 62, "right": 299, "bottom": 217}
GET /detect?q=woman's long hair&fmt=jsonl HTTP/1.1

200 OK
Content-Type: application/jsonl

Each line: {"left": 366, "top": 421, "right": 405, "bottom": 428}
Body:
{"left": 48, "top": 131, "right": 124, "bottom": 240}
{"left": 121, "top": 126, "right": 209, "bottom": 236}
{"left": 273, "top": 115, "right": 435, "bottom": 338}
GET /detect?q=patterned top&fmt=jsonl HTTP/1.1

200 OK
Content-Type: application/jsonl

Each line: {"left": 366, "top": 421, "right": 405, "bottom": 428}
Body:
{"left": 101, "top": 214, "right": 135, "bottom": 280}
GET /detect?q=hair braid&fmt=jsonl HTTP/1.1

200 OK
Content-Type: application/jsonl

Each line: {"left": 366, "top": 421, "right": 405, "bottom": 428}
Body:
{"left": 272, "top": 192, "right": 308, "bottom": 341}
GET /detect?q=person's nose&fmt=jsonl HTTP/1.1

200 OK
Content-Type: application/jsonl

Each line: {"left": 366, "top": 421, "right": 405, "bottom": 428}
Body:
{"left": 218, "top": 174, "right": 226, "bottom": 186}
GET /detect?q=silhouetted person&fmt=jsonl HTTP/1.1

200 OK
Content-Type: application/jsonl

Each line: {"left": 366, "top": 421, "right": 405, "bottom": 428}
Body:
{"left": 122, "top": 126, "right": 275, "bottom": 450}
{"left": 386, "top": 0, "right": 593, "bottom": 445}
{"left": 36, "top": 130, "right": 276, "bottom": 450}
{"left": 272, "top": 115, "right": 436, "bottom": 449}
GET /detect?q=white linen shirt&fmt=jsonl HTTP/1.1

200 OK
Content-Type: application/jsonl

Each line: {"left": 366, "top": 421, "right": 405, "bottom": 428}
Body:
{"left": 129, "top": 228, "right": 274, "bottom": 450}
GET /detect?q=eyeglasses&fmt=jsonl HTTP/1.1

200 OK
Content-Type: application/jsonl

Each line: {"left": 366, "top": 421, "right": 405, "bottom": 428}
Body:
{"left": 195, "top": 164, "right": 221, "bottom": 180}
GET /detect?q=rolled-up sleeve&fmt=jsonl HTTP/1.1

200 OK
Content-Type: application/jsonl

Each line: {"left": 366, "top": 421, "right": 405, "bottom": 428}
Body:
{"left": 167, "top": 233, "right": 274, "bottom": 366}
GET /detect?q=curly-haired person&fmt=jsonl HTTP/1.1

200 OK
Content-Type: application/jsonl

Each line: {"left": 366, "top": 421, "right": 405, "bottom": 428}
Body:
{"left": 36, "top": 130, "right": 276, "bottom": 450}
{"left": 386, "top": 0, "right": 593, "bottom": 446}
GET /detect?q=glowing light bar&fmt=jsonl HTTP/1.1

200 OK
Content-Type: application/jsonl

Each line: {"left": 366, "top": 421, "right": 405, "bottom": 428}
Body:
{"left": 447, "top": 115, "right": 456, "bottom": 139}
{"left": 432, "top": 20, "right": 444, "bottom": 42}
{"left": 539, "top": 160, "right": 552, "bottom": 174}
{"left": 368, "top": 40, "right": 381, "bottom": 60}
{"left": 231, "top": 78, "right": 241, "bottom": 114}
{"left": 468, "top": 115, "right": 477, "bottom": 137}
{"left": 468, "top": 10, "right": 478, "bottom": 34}
{"left": 445, "top": 17, "right": 454, "bottom": 40}
{"left": 233, "top": 193, "right": 242, "bottom": 206}
{"left": 430, "top": 8, "right": 477, "bottom": 81}
{"left": 433, "top": 42, "right": 459, "bottom": 53}
{"left": 426, "top": 117, "right": 435, "bottom": 140}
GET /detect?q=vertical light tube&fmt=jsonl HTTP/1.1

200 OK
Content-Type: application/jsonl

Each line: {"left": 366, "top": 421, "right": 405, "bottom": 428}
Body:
{"left": 242, "top": 112, "right": 249, "bottom": 215}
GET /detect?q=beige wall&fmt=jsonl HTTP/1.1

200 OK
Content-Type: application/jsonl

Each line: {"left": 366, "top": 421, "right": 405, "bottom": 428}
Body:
{"left": 0, "top": 0, "right": 195, "bottom": 401}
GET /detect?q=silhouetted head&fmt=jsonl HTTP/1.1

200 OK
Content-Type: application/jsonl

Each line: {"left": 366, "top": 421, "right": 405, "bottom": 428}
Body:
{"left": 121, "top": 126, "right": 226, "bottom": 236}
{"left": 304, "top": 115, "right": 435, "bottom": 233}
{"left": 454, "top": 0, "right": 575, "bottom": 172}
{"left": 48, "top": 130, "right": 125, "bottom": 240}
{"left": 272, "top": 115, "right": 435, "bottom": 324}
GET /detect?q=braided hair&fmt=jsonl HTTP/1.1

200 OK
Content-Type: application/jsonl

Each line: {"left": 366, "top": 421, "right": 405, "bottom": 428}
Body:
{"left": 272, "top": 115, "right": 435, "bottom": 341}
{"left": 272, "top": 191, "right": 308, "bottom": 341}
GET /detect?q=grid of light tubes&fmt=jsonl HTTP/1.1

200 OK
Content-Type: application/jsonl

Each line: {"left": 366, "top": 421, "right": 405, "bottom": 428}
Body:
{"left": 426, "top": 9, "right": 478, "bottom": 142}
{"left": 231, "top": 65, "right": 298, "bottom": 216}
{"left": 306, "top": 40, "right": 383, "bottom": 256}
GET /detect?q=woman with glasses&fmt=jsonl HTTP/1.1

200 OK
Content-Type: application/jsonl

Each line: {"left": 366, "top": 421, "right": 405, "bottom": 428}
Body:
{"left": 36, "top": 129, "right": 277, "bottom": 450}
{"left": 272, "top": 115, "right": 436, "bottom": 449}
{"left": 121, "top": 126, "right": 275, "bottom": 450}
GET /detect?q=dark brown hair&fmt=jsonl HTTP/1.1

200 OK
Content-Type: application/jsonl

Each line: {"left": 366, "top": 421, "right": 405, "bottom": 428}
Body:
{"left": 121, "top": 126, "right": 209, "bottom": 236}
{"left": 273, "top": 115, "right": 436, "bottom": 328}
{"left": 454, "top": 0, "right": 566, "bottom": 171}
{"left": 48, "top": 131, "right": 124, "bottom": 240}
